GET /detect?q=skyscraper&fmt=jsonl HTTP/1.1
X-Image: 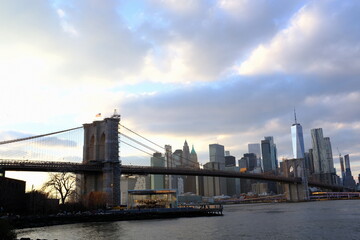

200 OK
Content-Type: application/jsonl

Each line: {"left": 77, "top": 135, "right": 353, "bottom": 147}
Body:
{"left": 190, "top": 145, "right": 199, "bottom": 168}
{"left": 343, "top": 154, "right": 356, "bottom": 188}
{"left": 184, "top": 144, "right": 199, "bottom": 194}
{"left": 225, "top": 155, "right": 236, "bottom": 167}
{"left": 248, "top": 143, "right": 262, "bottom": 169}
{"left": 339, "top": 155, "right": 345, "bottom": 179}
{"left": 291, "top": 110, "right": 305, "bottom": 159}
{"left": 150, "top": 152, "right": 165, "bottom": 189}
{"left": 209, "top": 144, "right": 225, "bottom": 170}
{"left": 182, "top": 140, "right": 191, "bottom": 167}
{"left": 323, "top": 137, "right": 335, "bottom": 173}
{"left": 248, "top": 143, "right": 261, "bottom": 159}
{"left": 209, "top": 144, "right": 227, "bottom": 195}
{"left": 261, "top": 139, "right": 272, "bottom": 172}
{"left": 165, "top": 145, "right": 173, "bottom": 189}
{"left": 311, "top": 128, "right": 327, "bottom": 174}
{"left": 261, "top": 136, "right": 278, "bottom": 172}
{"left": 239, "top": 153, "right": 257, "bottom": 172}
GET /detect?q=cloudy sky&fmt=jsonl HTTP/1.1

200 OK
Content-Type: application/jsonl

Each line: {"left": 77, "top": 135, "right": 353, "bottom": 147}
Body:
{"left": 1, "top": 0, "right": 360, "bottom": 188}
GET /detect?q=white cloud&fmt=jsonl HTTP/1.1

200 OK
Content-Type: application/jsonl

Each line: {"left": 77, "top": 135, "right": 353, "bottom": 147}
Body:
{"left": 238, "top": 1, "right": 360, "bottom": 76}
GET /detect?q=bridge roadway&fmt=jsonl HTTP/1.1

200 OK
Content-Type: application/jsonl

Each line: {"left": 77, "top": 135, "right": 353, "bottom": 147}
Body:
{"left": 0, "top": 159, "right": 345, "bottom": 191}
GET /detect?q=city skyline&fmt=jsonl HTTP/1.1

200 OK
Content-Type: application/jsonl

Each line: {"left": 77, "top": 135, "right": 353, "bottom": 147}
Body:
{"left": 1, "top": 1, "right": 360, "bottom": 187}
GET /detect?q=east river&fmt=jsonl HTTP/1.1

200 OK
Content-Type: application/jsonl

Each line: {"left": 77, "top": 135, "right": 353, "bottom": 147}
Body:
{"left": 16, "top": 200, "right": 360, "bottom": 240}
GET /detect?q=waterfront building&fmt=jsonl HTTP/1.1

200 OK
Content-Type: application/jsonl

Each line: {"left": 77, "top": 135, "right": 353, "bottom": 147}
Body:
{"left": 291, "top": 111, "right": 305, "bottom": 159}
{"left": 150, "top": 152, "right": 165, "bottom": 189}
{"left": 0, "top": 176, "right": 25, "bottom": 213}
{"left": 127, "top": 189, "right": 177, "bottom": 209}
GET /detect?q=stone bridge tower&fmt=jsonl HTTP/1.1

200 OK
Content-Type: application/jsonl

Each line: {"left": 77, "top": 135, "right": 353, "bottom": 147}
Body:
{"left": 282, "top": 158, "right": 309, "bottom": 201}
{"left": 80, "top": 116, "right": 121, "bottom": 207}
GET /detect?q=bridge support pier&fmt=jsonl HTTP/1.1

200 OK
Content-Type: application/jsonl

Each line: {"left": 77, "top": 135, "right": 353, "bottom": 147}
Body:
{"left": 283, "top": 182, "right": 308, "bottom": 202}
{"left": 82, "top": 116, "right": 121, "bottom": 207}
{"left": 282, "top": 158, "right": 309, "bottom": 202}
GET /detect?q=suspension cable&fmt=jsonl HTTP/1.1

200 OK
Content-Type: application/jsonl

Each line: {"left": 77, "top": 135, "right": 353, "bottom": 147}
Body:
{"left": 119, "top": 124, "right": 200, "bottom": 167}
{"left": 119, "top": 123, "right": 164, "bottom": 150}
{"left": 119, "top": 132, "right": 160, "bottom": 153}
{"left": 0, "top": 127, "right": 83, "bottom": 145}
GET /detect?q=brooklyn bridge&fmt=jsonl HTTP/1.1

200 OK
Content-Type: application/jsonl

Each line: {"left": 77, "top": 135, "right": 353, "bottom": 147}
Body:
{"left": 0, "top": 114, "right": 348, "bottom": 206}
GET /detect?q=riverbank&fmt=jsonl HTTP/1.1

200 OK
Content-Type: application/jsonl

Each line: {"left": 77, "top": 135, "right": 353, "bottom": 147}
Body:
{"left": 9, "top": 207, "right": 223, "bottom": 229}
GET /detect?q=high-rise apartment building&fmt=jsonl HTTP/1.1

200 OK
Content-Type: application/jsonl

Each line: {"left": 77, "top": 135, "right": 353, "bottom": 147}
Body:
{"left": 291, "top": 111, "right": 305, "bottom": 159}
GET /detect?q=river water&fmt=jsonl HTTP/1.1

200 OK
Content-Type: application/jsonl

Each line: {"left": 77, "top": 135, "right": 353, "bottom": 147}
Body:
{"left": 16, "top": 200, "right": 360, "bottom": 240}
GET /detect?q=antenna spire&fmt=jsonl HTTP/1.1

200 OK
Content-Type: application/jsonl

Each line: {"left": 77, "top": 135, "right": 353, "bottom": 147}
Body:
{"left": 294, "top": 107, "right": 297, "bottom": 124}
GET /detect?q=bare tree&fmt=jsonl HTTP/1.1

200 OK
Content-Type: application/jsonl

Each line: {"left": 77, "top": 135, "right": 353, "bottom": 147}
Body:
{"left": 42, "top": 172, "right": 76, "bottom": 204}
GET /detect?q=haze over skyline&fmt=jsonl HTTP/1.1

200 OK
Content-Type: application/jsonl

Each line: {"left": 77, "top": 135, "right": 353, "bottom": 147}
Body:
{"left": 1, "top": 0, "right": 360, "bottom": 188}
